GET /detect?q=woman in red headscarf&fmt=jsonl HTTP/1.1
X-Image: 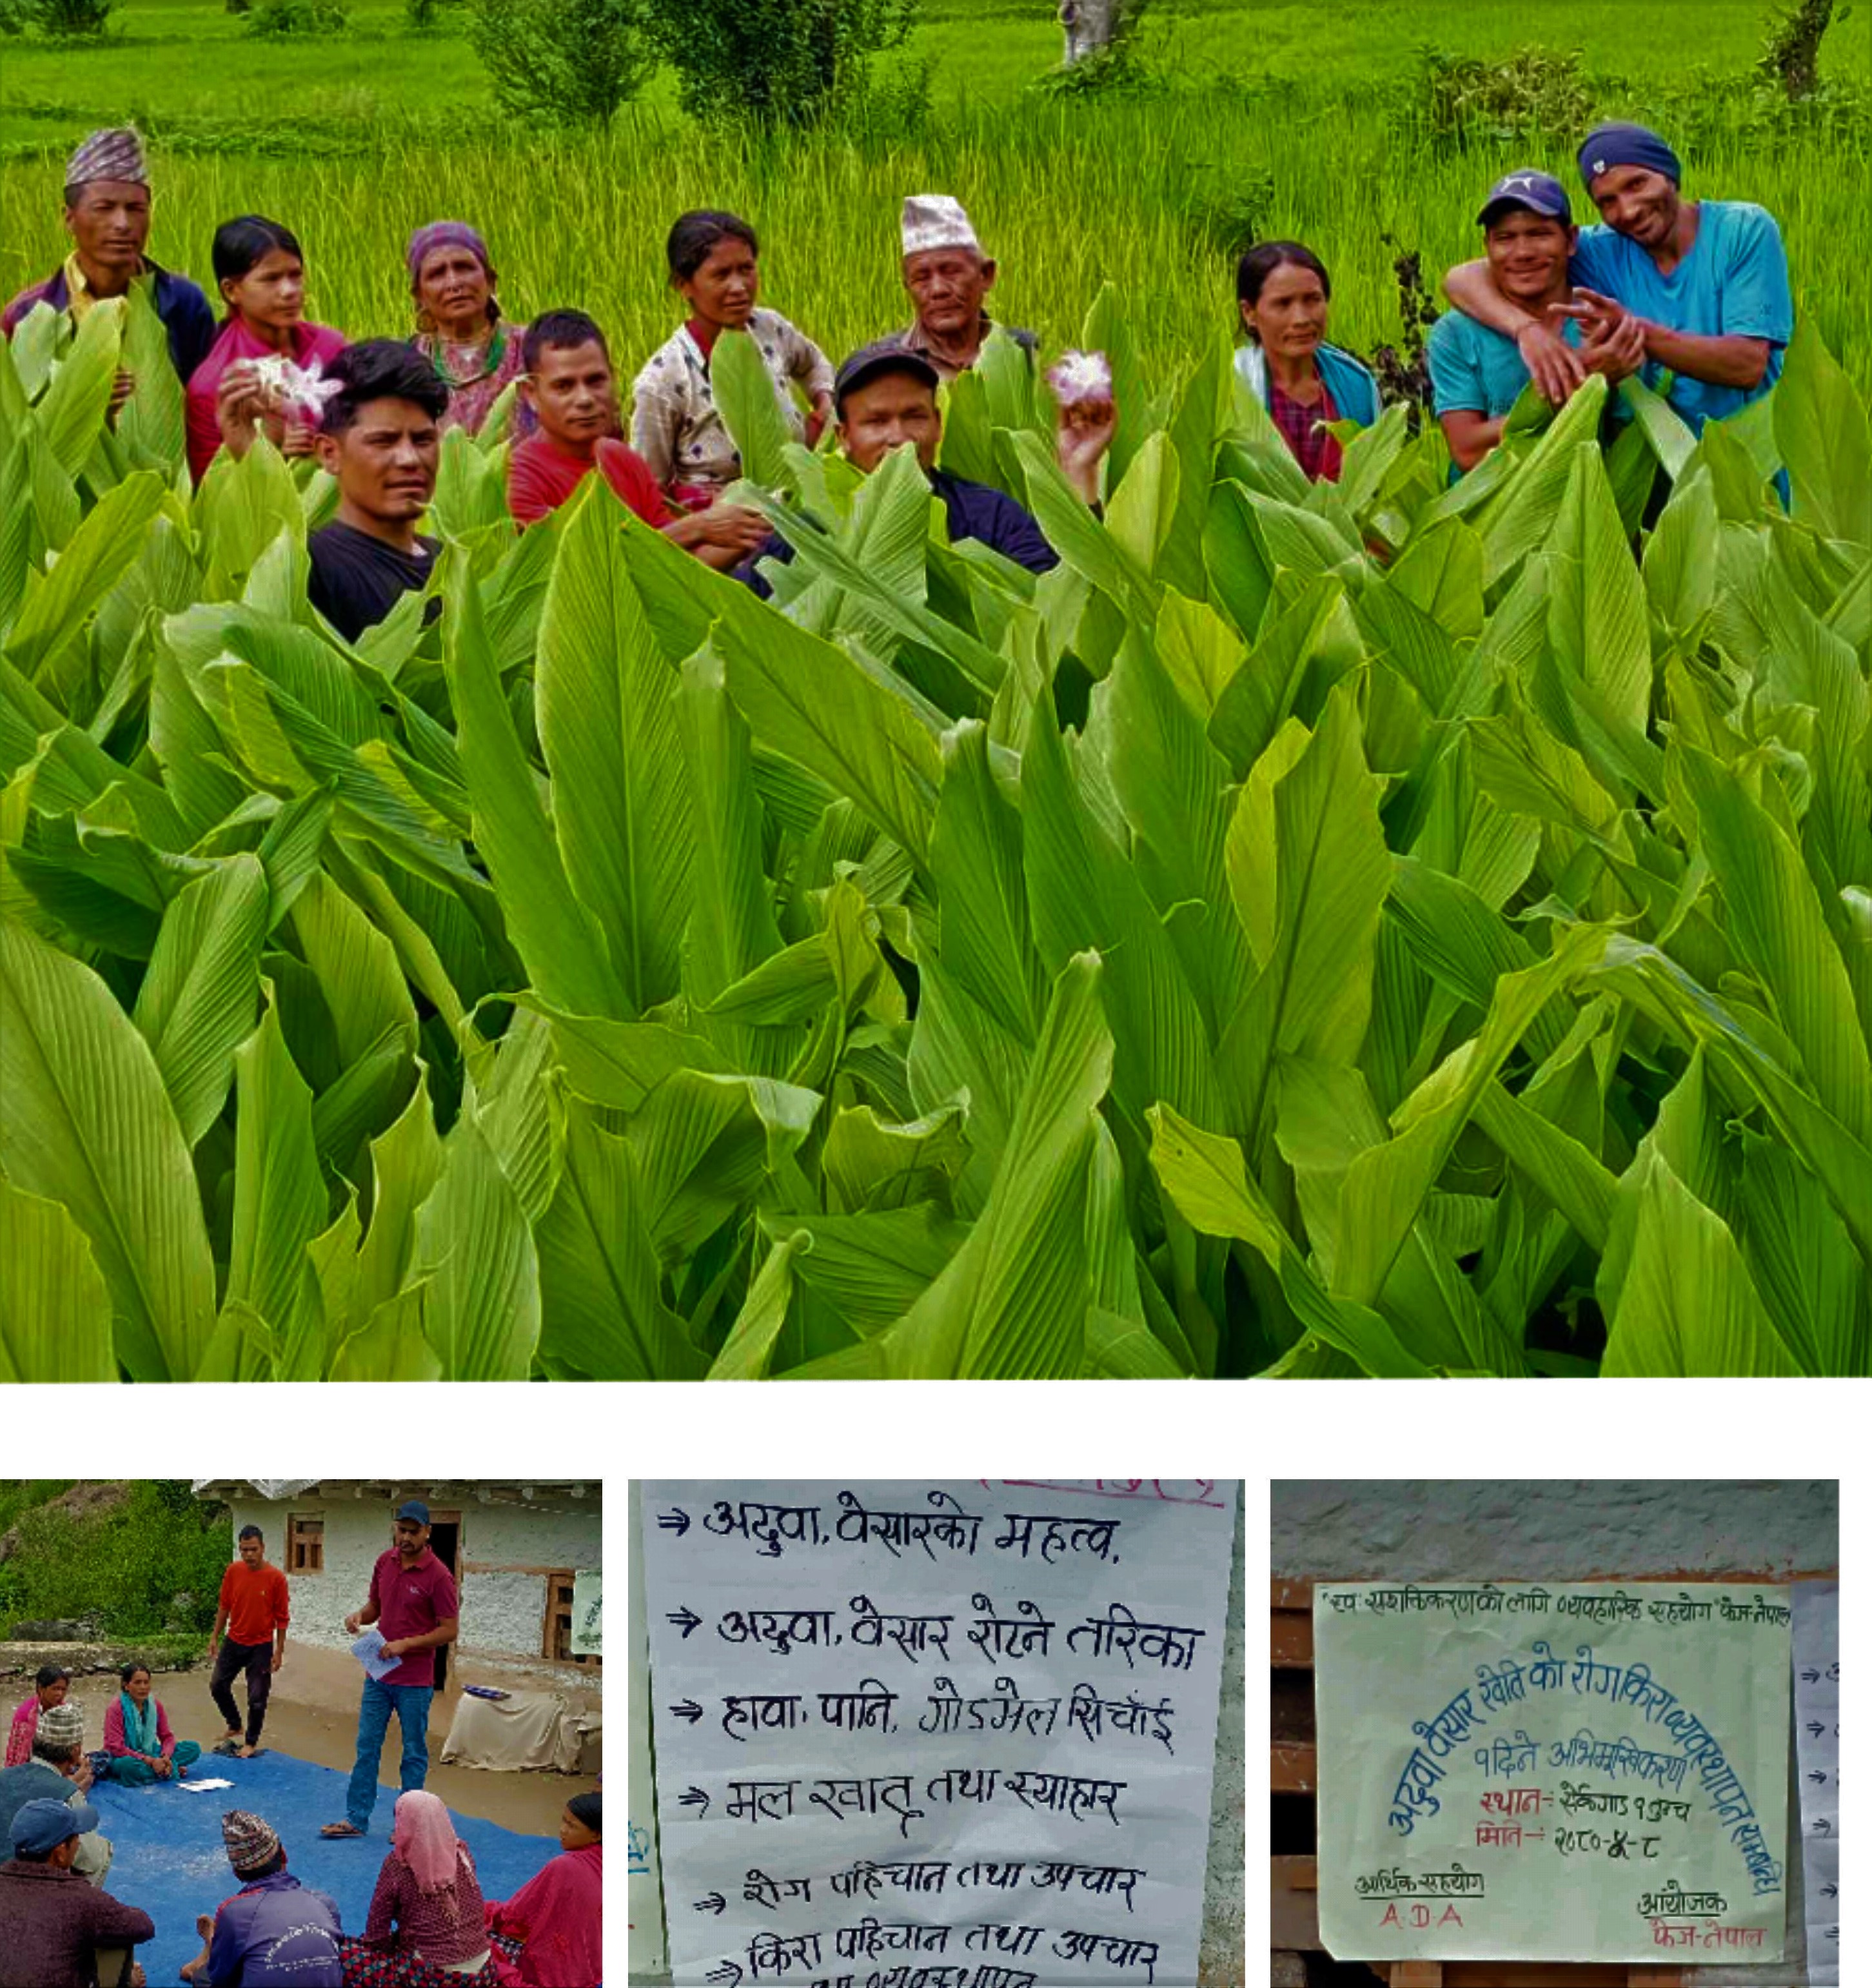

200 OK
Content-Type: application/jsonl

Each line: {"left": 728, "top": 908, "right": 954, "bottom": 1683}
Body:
{"left": 484, "top": 1792, "right": 601, "bottom": 1988}
{"left": 337, "top": 1791, "right": 495, "bottom": 1985}
{"left": 407, "top": 221, "right": 531, "bottom": 439}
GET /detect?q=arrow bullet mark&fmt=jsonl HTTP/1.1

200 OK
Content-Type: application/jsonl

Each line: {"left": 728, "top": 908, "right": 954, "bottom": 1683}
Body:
{"left": 706, "top": 1967, "right": 744, "bottom": 1987}
{"left": 1807, "top": 1720, "right": 1826, "bottom": 1738}
{"left": 694, "top": 1892, "right": 727, "bottom": 1916}
{"left": 678, "top": 1785, "right": 710, "bottom": 1816}
{"left": 1800, "top": 1667, "right": 1820, "bottom": 1682}
{"left": 1808, "top": 1769, "right": 1828, "bottom": 1784}
{"left": 671, "top": 1698, "right": 704, "bottom": 1724}
{"left": 667, "top": 1605, "right": 703, "bottom": 1639}
{"left": 658, "top": 1508, "right": 691, "bottom": 1537}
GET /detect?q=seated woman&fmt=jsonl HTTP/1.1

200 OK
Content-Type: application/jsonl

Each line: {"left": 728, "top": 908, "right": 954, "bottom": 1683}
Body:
{"left": 630, "top": 210, "right": 834, "bottom": 507}
{"left": 186, "top": 213, "right": 346, "bottom": 482}
{"left": 100, "top": 1660, "right": 202, "bottom": 1784}
{"left": 339, "top": 1790, "right": 493, "bottom": 1985}
{"left": 5, "top": 1663, "right": 70, "bottom": 1768}
{"left": 1232, "top": 240, "right": 1379, "bottom": 483}
{"left": 484, "top": 1793, "right": 600, "bottom": 1988}
{"left": 407, "top": 221, "right": 531, "bottom": 440}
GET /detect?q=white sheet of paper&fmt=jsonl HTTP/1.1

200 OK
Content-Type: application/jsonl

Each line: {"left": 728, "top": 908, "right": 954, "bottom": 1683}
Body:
{"left": 180, "top": 1777, "right": 235, "bottom": 1792}
{"left": 1314, "top": 1580, "right": 1791, "bottom": 1964}
{"left": 1792, "top": 1580, "right": 1838, "bottom": 1984}
{"left": 351, "top": 1624, "right": 400, "bottom": 1682}
{"left": 640, "top": 1479, "right": 1236, "bottom": 1988}
{"left": 630, "top": 1483, "right": 669, "bottom": 1976}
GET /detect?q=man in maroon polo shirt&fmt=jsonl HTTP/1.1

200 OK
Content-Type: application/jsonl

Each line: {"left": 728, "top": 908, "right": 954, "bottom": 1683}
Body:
{"left": 320, "top": 1501, "right": 458, "bottom": 1839}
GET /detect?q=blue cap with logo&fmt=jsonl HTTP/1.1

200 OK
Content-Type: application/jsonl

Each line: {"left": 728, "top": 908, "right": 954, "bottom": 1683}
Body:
{"left": 11, "top": 1796, "right": 99, "bottom": 1855}
{"left": 1478, "top": 170, "right": 1573, "bottom": 227}
{"left": 396, "top": 1499, "right": 431, "bottom": 1525}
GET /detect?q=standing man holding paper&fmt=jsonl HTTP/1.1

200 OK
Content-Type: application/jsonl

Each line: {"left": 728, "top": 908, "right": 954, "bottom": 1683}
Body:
{"left": 208, "top": 1525, "right": 290, "bottom": 1760}
{"left": 321, "top": 1501, "right": 458, "bottom": 1840}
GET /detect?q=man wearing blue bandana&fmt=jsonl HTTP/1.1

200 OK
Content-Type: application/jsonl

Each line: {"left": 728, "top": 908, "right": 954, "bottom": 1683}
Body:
{"left": 1441, "top": 121, "right": 1793, "bottom": 437}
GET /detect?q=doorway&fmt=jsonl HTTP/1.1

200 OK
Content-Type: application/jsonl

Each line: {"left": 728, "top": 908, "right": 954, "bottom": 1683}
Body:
{"left": 427, "top": 1510, "right": 461, "bottom": 1693}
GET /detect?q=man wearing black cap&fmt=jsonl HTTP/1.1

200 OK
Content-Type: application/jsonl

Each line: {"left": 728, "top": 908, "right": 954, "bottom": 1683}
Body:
{"left": 1442, "top": 122, "right": 1793, "bottom": 437}
{"left": 1428, "top": 170, "right": 1644, "bottom": 475}
{"left": 320, "top": 1499, "right": 458, "bottom": 1839}
{"left": 740, "top": 340, "right": 1112, "bottom": 596}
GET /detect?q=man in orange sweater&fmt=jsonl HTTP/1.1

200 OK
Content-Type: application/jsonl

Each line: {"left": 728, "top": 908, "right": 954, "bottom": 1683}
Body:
{"left": 208, "top": 1526, "right": 290, "bottom": 1760}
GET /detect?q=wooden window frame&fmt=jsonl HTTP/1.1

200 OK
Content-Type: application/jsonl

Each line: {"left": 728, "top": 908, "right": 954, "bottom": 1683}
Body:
{"left": 546, "top": 1568, "right": 600, "bottom": 1666}
{"left": 287, "top": 1514, "right": 324, "bottom": 1575}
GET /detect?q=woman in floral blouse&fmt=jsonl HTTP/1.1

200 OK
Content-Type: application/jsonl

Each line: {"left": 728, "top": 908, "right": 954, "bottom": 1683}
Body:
{"left": 629, "top": 208, "right": 834, "bottom": 507}
{"left": 407, "top": 221, "right": 532, "bottom": 440}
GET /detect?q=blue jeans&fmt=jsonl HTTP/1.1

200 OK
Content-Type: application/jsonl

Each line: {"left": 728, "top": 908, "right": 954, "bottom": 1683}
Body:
{"left": 345, "top": 1678, "right": 433, "bottom": 1831}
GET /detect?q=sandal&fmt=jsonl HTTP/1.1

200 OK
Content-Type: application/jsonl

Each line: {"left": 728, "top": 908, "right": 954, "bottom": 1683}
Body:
{"left": 210, "top": 1740, "right": 242, "bottom": 1758}
{"left": 320, "top": 1822, "right": 365, "bottom": 1838}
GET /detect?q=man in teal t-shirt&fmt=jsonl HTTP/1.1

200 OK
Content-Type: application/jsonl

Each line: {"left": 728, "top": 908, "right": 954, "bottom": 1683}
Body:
{"left": 1427, "top": 170, "right": 1643, "bottom": 475}
{"left": 1441, "top": 123, "right": 1794, "bottom": 438}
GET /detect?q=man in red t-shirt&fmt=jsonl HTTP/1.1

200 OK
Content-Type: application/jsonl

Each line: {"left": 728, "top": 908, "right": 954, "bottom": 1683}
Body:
{"left": 507, "top": 309, "right": 770, "bottom": 571}
{"left": 208, "top": 1525, "right": 290, "bottom": 1758}
{"left": 320, "top": 1501, "right": 459, "bottom": 1839}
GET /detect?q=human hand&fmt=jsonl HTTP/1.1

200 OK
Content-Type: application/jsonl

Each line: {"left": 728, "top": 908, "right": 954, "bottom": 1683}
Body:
{"left": 270, "top": 1651, "right": 283, "bottom": 1674}
{"left": 281, "top": 413, "right": 318, "bottom": 458}
{"left": 74, "top": 1757, "right": 94, "bottom": 1793}
{"left": 153, "top": 1756, "right": 172, "bottom": 1779}
{"left": 108, "top": 368, "right": 135, "bottom": 421}
{"left": 216, "top": 362, "right": 272, "bottom": 457}
{"left": 128, "top": 1967, "right": 145, "bottom": 1988}
{"left": 1056, "top": 394, "right": 1116, "bottom": 477}
{"left": 344, "top": 1612, "right": 363, "bottom": 1636}
{"left": 1513, "top": 318, "right": 1587, "bottom": 405}
{"left": 803, "top": 392, "right": 833, "bottom": 449}
{"left": 693, "top": 503, "right": 772, "bottom": 556}
{"left": 380, "top": 1639, "right": 406, "bottom": 1659}
{"left": 1582, "top": 308, "right": 1648, "bottom": 384}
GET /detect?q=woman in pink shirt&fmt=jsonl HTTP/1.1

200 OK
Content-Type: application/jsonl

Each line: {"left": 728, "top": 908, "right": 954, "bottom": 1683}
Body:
{"left": 485, "top": 1793, "right": 601, "bottom": 1988}
{"left": 339, "top": 1791, "right": 494, "bottom": 1984}
{"left": 185, "top": 213, "right": 345, "bottom": 482}
{"left": 4, "top": 1664, "right": 70, "bottom": 1768}
{"left": 100, "top": 1659, "right": 203, "bottom": 1784}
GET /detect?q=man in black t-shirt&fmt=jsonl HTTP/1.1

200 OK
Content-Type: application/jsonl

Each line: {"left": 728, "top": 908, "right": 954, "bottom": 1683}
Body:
{"left": 308, "top": 340, "right": 447, "bottom": 643}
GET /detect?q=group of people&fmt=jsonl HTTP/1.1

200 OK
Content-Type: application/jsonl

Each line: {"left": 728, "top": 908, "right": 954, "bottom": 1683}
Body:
{"left": 0, "top": 1504, "right": 599, "bottom": 1988}
{"left": 5, "top": 112, "right": 1791, "bottom": 649}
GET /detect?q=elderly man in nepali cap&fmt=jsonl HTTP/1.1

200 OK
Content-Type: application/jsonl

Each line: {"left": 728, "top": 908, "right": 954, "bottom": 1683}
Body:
{"left": 180, "top": 1810, "right": 343, "bottom": 1987}
{"left": 1, "top": 126, "right": 216, "bottom": 411}
{"left": 1441, "top": 120, "right": 1793, "bottom": 437}
{"left": 885, "top": 192, "right": 1039, "bottom": 380}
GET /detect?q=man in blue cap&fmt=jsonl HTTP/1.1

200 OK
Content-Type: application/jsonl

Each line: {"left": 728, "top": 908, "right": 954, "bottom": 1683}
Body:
{"left": 1441, "top": 122, "right": 1793, "bottom": 437}
{"left": 1428, "top": 168, "right": 1646, "bottom": 475}
{"left": 321, "top": 1499, "right": 458, "bottom": 1839}
{"left": 0, "top": 1798, "right": 154, "bottom": 1988}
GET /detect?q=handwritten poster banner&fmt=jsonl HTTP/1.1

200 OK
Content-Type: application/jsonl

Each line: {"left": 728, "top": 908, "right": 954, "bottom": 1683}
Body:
{"left": 1792, "top": 1580, "right": 1838, "bottom": 1984}
{"left": 1314, "top": 1580, "right": 1791, "bottom": 1964}
{"left": 640, "top": 1479, "right": 1236, "bottom": 1988}
{"left": 631, "top": 1484, "right": 669, "bottom": 1976}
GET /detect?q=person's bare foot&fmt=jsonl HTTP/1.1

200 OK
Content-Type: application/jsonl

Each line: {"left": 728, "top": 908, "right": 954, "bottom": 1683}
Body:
{"left": 221, "top": 1728, "right": 242, "bottom": 1744}
{"left": 236, "top": 1744, "right": 259, "bottom": 1759}
{"left": 196, "top": 1915, "right": 214, "bottom": 1941}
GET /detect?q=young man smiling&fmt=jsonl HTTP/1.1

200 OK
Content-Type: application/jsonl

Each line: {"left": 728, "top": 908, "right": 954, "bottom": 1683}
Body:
{"left": 302, "top": 340, "right": 448, "bottom": 644}
{"left": 1442, "top": 124, "right": 1793, "bottom": 437}
{"left": 1427, "top": 170, "right": 1644, "bottom": 475}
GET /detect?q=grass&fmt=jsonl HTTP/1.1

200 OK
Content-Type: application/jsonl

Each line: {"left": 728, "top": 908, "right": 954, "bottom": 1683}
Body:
{"left": 1, "top": 1, "right": 1868, "bottom": 391}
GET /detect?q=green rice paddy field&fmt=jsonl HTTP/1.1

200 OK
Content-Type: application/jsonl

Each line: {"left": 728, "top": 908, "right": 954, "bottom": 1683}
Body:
{"left": 3, "top": 1, "right": 1870, "bottom": 395}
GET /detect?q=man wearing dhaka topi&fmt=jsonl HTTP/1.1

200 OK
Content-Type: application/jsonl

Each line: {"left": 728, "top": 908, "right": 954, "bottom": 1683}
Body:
{"left": 886, "top": 193, "right": 1039, "bottom": 380}
{"left": 1, "top": 127, "right": 216, "bottom": 418}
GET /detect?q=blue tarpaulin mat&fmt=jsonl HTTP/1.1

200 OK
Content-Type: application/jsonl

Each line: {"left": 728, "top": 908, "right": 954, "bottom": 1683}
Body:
{"left": 84, "top": 1749, "right": 560, "bottom": 1982}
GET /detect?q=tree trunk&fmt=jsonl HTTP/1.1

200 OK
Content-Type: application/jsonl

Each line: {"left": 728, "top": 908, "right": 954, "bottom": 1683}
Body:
{"left": 1058, "top": 0, "right": 1125, "bottom": 64}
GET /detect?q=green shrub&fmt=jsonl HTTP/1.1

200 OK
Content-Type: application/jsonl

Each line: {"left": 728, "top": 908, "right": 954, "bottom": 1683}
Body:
{"left": 468, "top": 0, "right": 652, "bottom": 126}
{"left": 32, "top": 0, "right": 113, "bottom": 36}
{"left": 644, "top": 0, "right": 920, "bottom": 131}
{"left": 0, "top": 1484, "right": 231, "bottom": 1640}
{"left": 1402, "top": 43, "right": 1597, "bottom": 152}
{"left": 246, "top": 0, "right": 348, "bottom": 37}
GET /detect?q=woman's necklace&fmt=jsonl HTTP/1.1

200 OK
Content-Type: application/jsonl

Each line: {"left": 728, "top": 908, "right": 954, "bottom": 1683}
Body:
{"left": 431, "top": 324, "right": 505, "bottom": 389}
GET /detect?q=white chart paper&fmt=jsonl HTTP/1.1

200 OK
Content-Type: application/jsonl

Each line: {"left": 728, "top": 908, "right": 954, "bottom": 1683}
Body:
{"left": 631, "top": 1486, "right": 670, "bottom": 1976}
{"left": 350, "top": 1624, "right": 400, "bottom": 1682}
{"left": 1792, "top": 1580, "right": 1838, "bottom": 1984}
{"left": 1314, "top": 1580, "right": 1791, "bottom": 1964}
{"left": 640, "top": 1479, "right": 1235, "bottom": 1988}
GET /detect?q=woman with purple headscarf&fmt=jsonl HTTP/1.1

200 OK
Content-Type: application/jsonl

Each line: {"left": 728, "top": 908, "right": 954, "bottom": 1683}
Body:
{"left": 407, "top": 221, "right": 532, "bottom": 438}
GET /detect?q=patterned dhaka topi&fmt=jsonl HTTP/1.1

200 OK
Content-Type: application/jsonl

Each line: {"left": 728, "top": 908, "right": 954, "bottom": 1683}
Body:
{"left": 901, "top": 193, "right": 980, "bottom": 258}
{"left": 222, "top": 1807, "right": 282, "bottom": 1875}
{"left": 35, "top": 1702, "right": 86, "bottom": 1748}
{"left": 65, "top": 127, "right": 148, "bottom": 189}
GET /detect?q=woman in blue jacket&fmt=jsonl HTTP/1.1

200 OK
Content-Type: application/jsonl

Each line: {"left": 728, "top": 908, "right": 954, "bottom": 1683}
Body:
{"left": 1234, "top": 240, "right": 1379, "bottom": 482}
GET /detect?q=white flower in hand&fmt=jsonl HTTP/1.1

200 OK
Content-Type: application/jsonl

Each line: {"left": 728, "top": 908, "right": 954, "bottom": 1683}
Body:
{"left": 248, "top": 353, "right": 342, "bottom": 421}
{"left": 1047, "top": 348, "right": 1114, "bottom": 407}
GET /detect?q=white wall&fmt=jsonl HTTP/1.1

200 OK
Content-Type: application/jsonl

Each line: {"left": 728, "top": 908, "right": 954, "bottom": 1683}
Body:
{"left": 226, "top": 1489, "right": 601, "bottom": 1662}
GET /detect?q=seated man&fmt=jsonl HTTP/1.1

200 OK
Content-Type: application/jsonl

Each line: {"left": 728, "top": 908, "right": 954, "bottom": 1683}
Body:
{"left": 887, "top": 193, "right": 1038, "bottom": 380}
{"left": 1427, "top": 170, "right": 1643, "bottom": 475}
{"left": 181, "top": 1811, "right": 342, "bottom": 1987}
{"left": 0, "top": 1702, "right": 112, "bottom": 1886}
{"left": 297, "top": 339, "right": 447, "bottom": 644}
{"left": 0, "top": 1798, "right": 153, "bottom": 1988}
{"left": 740, "top": 340, "right": 1113, "bottom": 596}
{"left": 1442, "top": 122, "right": 1792, "bottom": 437}
{"left": 1, "top": 126, "right": 215, "bottom": 412}
{"left": 507, "top": 309, "right": 770, "bottom": 569}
